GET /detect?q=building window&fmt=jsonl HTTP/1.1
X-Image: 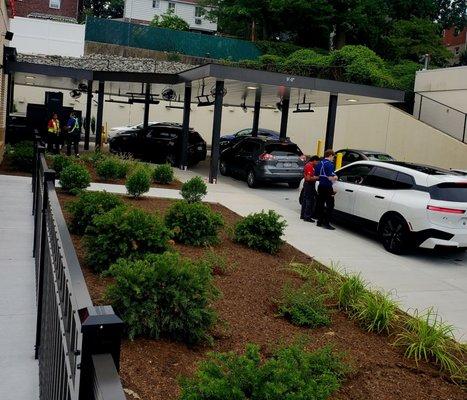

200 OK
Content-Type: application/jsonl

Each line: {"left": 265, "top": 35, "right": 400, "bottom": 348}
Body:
{"left": 168, "top": 2, "right": 175, "bottom": 12}
{"left": 152, "top": 0, "right": 160, "bottom": 8}
{"left": 49, "top": 0, "right": 61, "bottom": 9}
{"left": 195, "top": 6, "right": 204, "bottom": 18}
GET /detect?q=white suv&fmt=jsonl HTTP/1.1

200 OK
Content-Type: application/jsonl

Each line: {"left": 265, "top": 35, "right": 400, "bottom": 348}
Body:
{"left": 334, "top": 161, "right": 467, "bottom": 254}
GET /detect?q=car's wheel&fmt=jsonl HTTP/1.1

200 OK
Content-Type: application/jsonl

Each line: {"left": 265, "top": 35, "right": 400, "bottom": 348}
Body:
{"left": 288, "top": 181, "right": 301, "bottom": 189}
{"left": 219, "top": 160, "right": 229, "bottom": 176}
{"left": 379, "top": 214, "right": 411, "bottom": 255}
{"left": 246, "top": 169, "right": 258, "bottom": 188}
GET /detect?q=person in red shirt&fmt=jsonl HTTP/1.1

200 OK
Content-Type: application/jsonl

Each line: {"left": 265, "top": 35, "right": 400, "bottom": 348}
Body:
{"left": 300, "top": 155, "right": 320, "bottom": 222}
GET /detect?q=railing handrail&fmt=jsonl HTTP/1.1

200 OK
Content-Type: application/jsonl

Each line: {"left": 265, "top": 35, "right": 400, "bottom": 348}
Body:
{"left": 415, "top": 92, "right": 467, "bottom": 117}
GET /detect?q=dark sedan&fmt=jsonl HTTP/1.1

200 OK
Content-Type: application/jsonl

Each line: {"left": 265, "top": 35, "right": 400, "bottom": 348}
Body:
{"left": 219, "top": 137, "right": 306, "bottom": 188}
{"left": 219, "top": 128, "right": 280, "bottom": 152}
{"left": 335, "top": 148, "right": 395, "bottom": 167}
{"left": 108, "top": 122, "right": 207, "bottom": 166}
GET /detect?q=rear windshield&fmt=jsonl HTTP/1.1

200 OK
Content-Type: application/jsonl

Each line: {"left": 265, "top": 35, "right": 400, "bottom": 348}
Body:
{"left": 189, "top": 130, "right": 203, "bottom": 142}
{"left": 429, "top": 183, "right": 467, "bottom": 202}
{"left": 365, "top": 153, "right": 394, "bottom": 161}
{"left": 265, "top": 143, "right": 302, "bottom": 156}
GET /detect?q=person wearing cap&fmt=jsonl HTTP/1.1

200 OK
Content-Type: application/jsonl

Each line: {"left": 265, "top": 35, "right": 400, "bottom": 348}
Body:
{"left": 300, "top": 155, "right": 320, "bottom": 222}
{"left": 315, "top": 149, "right": 338, "bottom": 230}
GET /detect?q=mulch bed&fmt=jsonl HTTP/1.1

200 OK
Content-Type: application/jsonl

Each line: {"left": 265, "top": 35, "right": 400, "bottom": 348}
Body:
{"left": 57, "top": 191, "right": 467, "bottom": 400}
{"left": 0, "top": 155, "right": 32, "bottom": 177}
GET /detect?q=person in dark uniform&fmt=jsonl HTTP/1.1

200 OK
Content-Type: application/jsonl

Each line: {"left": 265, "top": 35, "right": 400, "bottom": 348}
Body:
{"left": 315, "top": 149, "right": 337, "bottom": 230}
{"left": 300, "top": 155, "right": 320, "bottom": 222}
{"left": 66, "top": 112, "right": 81, "bottom": 156}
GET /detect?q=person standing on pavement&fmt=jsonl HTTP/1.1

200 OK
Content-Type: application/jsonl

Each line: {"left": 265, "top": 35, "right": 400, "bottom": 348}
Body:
{"left": 315, "top": 149, "right": 338, "bottom": 230}
{"left": 66, "top": 112, "right": 81, "bottom": 156}
{"left": 47, "top": 113, "right": 61, "bottom": 154}
{"left": 300, "top": 155, "right": 320, "bottom": 222}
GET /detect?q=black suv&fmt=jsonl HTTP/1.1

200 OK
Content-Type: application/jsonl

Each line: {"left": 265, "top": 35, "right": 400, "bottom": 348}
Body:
{"left": 108, "top": 122, "right": 207, "bottom": 166}
{"left": 219, "top": 137, "right": 306, "bottom": 188}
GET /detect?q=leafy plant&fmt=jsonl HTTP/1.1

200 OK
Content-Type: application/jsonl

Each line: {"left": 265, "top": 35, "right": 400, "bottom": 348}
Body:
{"left": 126, "top": 167, "right": 151, "bottom": 198}
{"left": 153, "top": 163, "right": 174, "bottom": 184}
{"left": 10, "top": 141, "right": 34, "bottom": 172}
{"left": 66, "top": 190, "right": 124, "bottom": 235}
{"left": 234, "top": 210, "right": 286, "bottom": 254}
{"left": 59, "top": 163, "right": 91, "bottom": 195}
{"left": 203, "top": 248, "right": 234, "bottom": 275}
{"left": 337, "top": 273, "right": 367, "bottom": 311}
{"left": 180, "top": 176, "right": 207, "bottom": 203}
{"left": 51, "top": 154, "right": 75, "bottom": 177}
{"left": 96, "top": 156, "right": 128, "bottom": 180}
{"left": 106, "top": 252, "right": 218, "bottom": 343}
{"left": 84, "top": 206, "right": 170, "bottom": 272}
{"left": 394, "top": 308, "right": 466, "bottom": 380}
{"left": 277, "top": 283, "right": 331, "bottom": 328}
{"left": 165, "top": 201, "right": 224, "bottom": 246}
{"left": 180, "top": 343, "right": 348, "bottom": 400}
{"left": 150, "top": 9, "right": 190, "bottom": 31}
{"left": 354, "top": 291, "right": 398, "bottom": 333}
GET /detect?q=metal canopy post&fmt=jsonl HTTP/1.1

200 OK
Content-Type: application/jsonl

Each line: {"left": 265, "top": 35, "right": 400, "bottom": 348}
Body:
{"left": 143, "top": 83, "right": 151, "bottom": 129}
{"left": 252, "top": 87, "right": 262, "bottom": 137}
{"left": 325, "top": 93, "right": 338, "bottom": 150}
{"left": 279, "top": 87, "right": 290, "bottom": 141}
{"left": 209, "top": 80, "right": 224, "bottom": 184}
{"left": 180, "top": 83, "right": 192, "bottom": 170}
{"left": 95, "top": 81, "right": 105, "bottom": 149}
{"left": 84, "top": 80, "right": 93, "bottom": 150}
{"left": 6, "top": 73, "right": 14, "bottom": 118}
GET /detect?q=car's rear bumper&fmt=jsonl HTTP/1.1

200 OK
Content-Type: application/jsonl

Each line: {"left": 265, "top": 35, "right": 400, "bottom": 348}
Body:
{"left": 417, "top": 228, "right": 467, "bottom": 249}
{"left": 255, "top": 166, "right": 303, "bottom": 183}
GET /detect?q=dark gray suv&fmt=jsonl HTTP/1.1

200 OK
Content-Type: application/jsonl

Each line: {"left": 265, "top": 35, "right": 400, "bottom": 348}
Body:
{"left": 219, "top": 137, "right": 306, "bottom": 188}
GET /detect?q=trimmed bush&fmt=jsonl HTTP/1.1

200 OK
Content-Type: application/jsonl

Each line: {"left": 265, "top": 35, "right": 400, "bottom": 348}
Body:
{"left": 234, "top": 210, "right": 286, "bottom": 254}
{"left": 126, "top": 167, "right": 151, "bottom": 198}
{"left": 59, "top": 163, "right": 91, "bottom": 195}
{"left": 153, "top": 163, "right": 174, "bottom": 184}
{"left": 51, "top": 154, "right": 75, "bottom": 176}
{"left": 180, "top": 343, "right": 348, "bottom": 400}
{"left": 106, "top": 252, "right": 218, "bottom": 343}
{"left": 84, "top": 206, "right": 170, "bottom": 272}
{"left": 96, "top": 157, "right": 128, "bottom": 180}
{"left": 10, "top": 141, "right": 34, "bottom": 172}
{"left": 66, "top": 190, "right": 124, "bottom": 235}
{"left": 180, "top": 176, "right": 207, "bottom": 203}
{"left": 165, "top": 201, "right": 223, "bottom": 246}
{"left": 277, "top": 283, "right": 331, "bottom": 328}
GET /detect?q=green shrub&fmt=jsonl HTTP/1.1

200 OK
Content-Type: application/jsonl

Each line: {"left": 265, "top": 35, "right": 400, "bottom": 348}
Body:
{"left": 96, "top": 157, "right": 128, "bottom": 180}
{"left": 84, "top": 206, "right": 170, "bottom": 272}
{"left": 81, "top": 150, "right": 106, "bottom": 167}
{"left": 203, "top": 248, "right": 233, "bottom": 275}
{"left": 126, "top": 167, "right": 151, "bottom": 198}
{"left": 256, "top": 40, "right": 304, "bottom": 57}
{"left": 153, "top": 163, "right": 174, "bottom": 184}
{"left": 277, "top": 283, "right": 331, "bottom": 328}
{"left": 51, "top": 154, "right": 75, "bottom": 176}
{"left": 180, "top": 176, "right": 207, "bottom": 203}
{"left": 106, "top": 252, "right": 218, "bottom": 343}
{"left": 234, "top": 210, "right": 286, "bottom": 254}
{"left": 180, "top": 343, "right": 348, "bottom": 400}
{"left": 165, "top": 201, "right": 223, "bottom": 246}
{"left": 59, "top": 163, "right": 91, "bottom": 195}
{"left": 66, "top": 190, "right": 124, "bottom": 235}
{"left": 394, "top": 308, "right": 466, "bottom": 380}
{"left": 337, "top": 274, "right": 367, "bottom": 311}
{"left": 10, "top": 141, "right": 34, "bottom": 172}
{"left": 354, "top": 291, "right": 397, "bottom": 333}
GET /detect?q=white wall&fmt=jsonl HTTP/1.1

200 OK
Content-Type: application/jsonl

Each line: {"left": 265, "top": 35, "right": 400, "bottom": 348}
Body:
{"left": 124, "top": 0, "right": 217, "bottom": 32}
{"left": 10, "top": 17, "right": 85, "bottom": 57}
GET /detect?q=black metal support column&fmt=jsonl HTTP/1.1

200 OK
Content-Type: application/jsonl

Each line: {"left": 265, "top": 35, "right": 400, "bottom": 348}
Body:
{"left": 209, "top": 80, "right": 224, "bottom": 184}
{"left": 84, "top": 80, "right": 93, "bottom": 150}
{"left": 279, "top": 87, "right": 290, "bottom": 141}
{"left": 95, "top": 81, "right": 105, "bottom": 149}
{"left": 252, "top": 87, "right": 262, "bottom": 137}
{"left": 143, "top": 83, "right": 151, "bottom": 129}
{"left": 6, "top": 73, "right": 14, "bottom": 117}
{"left": 325, "top": 93, "right": 338, "bottom": 150}
{"left": 180, "top": 83, "right": 192, "bottom": 170}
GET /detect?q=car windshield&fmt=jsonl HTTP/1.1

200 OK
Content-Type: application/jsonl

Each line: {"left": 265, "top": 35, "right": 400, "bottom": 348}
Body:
{"left": 364, "top": 153, "right": 394, "bottom": 161}
{"left": 387, "top": 162, "right": 463, "bottom": 176}
{"left": 265, "top": 143, "right": 302, "bottom": 156}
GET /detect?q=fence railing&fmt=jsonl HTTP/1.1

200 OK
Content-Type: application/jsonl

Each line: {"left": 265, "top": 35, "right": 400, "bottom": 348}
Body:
{"left": 32, "top": 137, "right": 126, "bottom": 400}
{"left": 414, "top": 93, "right": 467, "bottom": 144}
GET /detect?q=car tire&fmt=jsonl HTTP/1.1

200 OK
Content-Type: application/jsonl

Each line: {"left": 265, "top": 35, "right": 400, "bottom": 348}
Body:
{"left": 379, "top": 214, "right": 412, "bottom": 255}
{"left": 219, "top": 160, "right": 229, "bottom": 176}
{"left": 246, "top": 169, "right": 258, "bottom": 188}
{"left": 288, "top": 181, "right": 301, "bottom": 189}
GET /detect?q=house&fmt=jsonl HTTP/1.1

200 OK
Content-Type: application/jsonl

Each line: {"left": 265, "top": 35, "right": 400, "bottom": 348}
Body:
{"left": 123, "top": 0, "right": 217, "bottom": 34}
{"left": 442, "top": 26, "right": 467, "bottom": 64}
{"left": 15, "top": 0, "right": 82, "bottom": 22}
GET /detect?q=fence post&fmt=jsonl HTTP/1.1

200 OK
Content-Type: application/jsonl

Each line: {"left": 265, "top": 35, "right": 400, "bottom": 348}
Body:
{"left": 33, "top": 146, "right": 46, "bottom": 257}
{"left": 78, "top": 306, "right": 124, "bottom": 400}
{"left": 34, "top": 168, "right": 56, "bottom": 359}
{"left": 418, "top": 94, "right": 423, "bottom": 120}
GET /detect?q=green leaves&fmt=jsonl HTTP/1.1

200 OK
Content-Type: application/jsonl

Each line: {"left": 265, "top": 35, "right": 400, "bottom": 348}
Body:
{"left": 126, "top": 167, "right": 151, "bottom": 198}
{"left": 96, "top": 156, "right": 129, "bottom": 180}
{"left": 180, "top": 176, "right": 207, "bottom": 203}
{"left": 9, "top": 141, "right": 34, "bottom": 172}
{"left": 150, "top": 9, "right": 190, "bottom": 31}
{"left": 59, "top": 163, "right": 91, "bottom": 195}
{"left": 153, "top": 163, "right": 174, "bottom": 184}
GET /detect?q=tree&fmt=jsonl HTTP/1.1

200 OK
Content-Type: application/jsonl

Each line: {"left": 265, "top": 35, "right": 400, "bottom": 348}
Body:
{"left": 82, "top": 0, "right": 124, "bottom": 19}
{"left": 150, "top": 9, "right": 190, "bottom": 31}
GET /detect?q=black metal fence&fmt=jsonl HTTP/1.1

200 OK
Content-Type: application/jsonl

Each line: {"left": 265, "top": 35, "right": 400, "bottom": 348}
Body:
{"left": 32, "top": 138, "right": 126, "bottom": 400}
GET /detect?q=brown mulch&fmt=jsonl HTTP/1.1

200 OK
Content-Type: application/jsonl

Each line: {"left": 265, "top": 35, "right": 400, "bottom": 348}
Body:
{"left": 57, "top": 192, "right": 467, "bottom": 400}
{"left": 0, "top": 155, "right": 32, "bottom": 177}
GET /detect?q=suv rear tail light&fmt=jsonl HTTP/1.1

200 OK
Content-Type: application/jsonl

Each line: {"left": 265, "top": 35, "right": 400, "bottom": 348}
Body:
{"left": 427, "top": 205, "right": 465, "bottom": 214}
{"left": 259, "top": 153, "right": 275, "bottom": 161}
{"left": 299, "top": 155, "right": 306, "bottom": 162}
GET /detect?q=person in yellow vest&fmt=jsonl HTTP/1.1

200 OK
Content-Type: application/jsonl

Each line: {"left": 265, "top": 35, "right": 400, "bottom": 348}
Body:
{"left": 47, "top": 113, "right": 61, "bottom": 154}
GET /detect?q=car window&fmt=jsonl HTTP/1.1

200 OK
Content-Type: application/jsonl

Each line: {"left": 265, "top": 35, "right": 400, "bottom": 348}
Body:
{"left": 148, "top": 129, "right": 177, "bottom": 139}
{"left": 365, "top": 153, "right": 394, "bottom": 161}
{"left": 237, "top": 140, "right": 261, "bottom": 154}
{"left": 429, "top": 182, "right": 467, "bottom": 202}
{"left": 235, "top": 129, "right": 251, "bottom": 137}
{"left": 394, "top": 172, "right": 414, "bottom": 190}
{"left": 363, "top": 167, "right": 398, "bottom": 189}
{"left": 189, "top": 130, "right": 203, "bottom": 143}
{"left": 265, "top": 143, "right": 302, "bottom": 156}
{"left": 343, "top": 151, "right": 362, "bottom": 163}
{"left": 337, "top": 164, "right": 373, "bottom": 184}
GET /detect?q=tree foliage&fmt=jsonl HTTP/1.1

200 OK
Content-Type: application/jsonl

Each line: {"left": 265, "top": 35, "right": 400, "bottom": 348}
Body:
{"left": 83, "top": 0, "right": 124, "bottom": 19}
{"left": 150, "top": 9, "right": 190, "bottom": 31}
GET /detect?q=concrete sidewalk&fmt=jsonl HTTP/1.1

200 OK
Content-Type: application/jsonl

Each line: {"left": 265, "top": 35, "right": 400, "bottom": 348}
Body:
{"left": 90, "top": 167, "right": 467, "bottom": 341}
{"left": 0, "top": 175, "right": 39, "bottom": 399}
